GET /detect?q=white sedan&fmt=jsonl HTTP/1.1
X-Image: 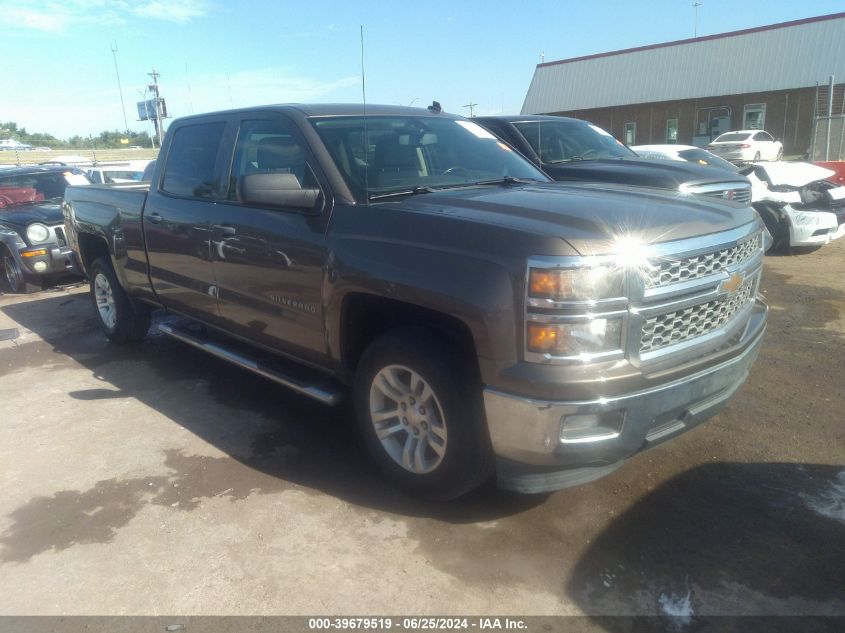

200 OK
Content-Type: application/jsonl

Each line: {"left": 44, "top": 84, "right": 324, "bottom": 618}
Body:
{"left": 707, "top": 130, "right": 783, "bottom": 163}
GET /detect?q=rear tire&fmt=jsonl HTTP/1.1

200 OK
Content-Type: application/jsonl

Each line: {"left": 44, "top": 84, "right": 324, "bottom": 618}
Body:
{"left": 89, "top": 257, "right": 150, "bottom": 342}
{"left": 2, "top": 247, "right": 40, "bottom": 294}
{"left": 754, "top": 151, "right": 761, "bottom": 161}
{"left": 353, "top": 328, "right": 493, "bottom": 500}
{"left": 775, "top": 147, "right": 783, "bottom": 161}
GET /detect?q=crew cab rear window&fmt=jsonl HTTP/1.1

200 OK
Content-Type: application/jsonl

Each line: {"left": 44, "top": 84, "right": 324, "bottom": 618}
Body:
{"left": 162, "top": 122, "right": 226, "bottom": 198}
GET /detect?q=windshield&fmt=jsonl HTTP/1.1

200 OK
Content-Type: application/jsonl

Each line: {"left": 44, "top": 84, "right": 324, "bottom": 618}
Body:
{"left": 714, "top": 132, "right": 751, "bottom": 143}
{"left": 0, "top": 170, "right": 90, "bottom": 209}
{"left": 676, "top": 148, "right": 738, "bottom": 172}
{"left": 513, "top": 119, "right": 636, "bottom": 163}
{"left": 311, "top": 116, "right": 548, "bottom": 200}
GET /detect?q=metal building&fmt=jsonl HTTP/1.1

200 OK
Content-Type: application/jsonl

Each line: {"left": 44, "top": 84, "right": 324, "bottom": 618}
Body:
{"left": 521, "top": 12, "right": 845, "bottom": 158}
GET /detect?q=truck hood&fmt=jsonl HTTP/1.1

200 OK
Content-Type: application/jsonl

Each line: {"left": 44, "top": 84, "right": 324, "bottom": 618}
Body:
{"left": 391, "top": 182, "right": 757, "bottom": 256}
{"left": 0, "top": 202, "right": 63, "bottom": 228}
{"left": 541, "top": 157, "right": 745, "bottom": 190}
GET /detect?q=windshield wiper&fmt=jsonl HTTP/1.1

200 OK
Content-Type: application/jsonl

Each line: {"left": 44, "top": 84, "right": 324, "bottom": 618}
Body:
{"left": 368, "top": 186, "right": 436, "bottom": 201}
{"left": 470, "top": 175, "right": 538, "bottom": 186}
{"left": 546, "top": 156, "right": 586, "bottom": 164}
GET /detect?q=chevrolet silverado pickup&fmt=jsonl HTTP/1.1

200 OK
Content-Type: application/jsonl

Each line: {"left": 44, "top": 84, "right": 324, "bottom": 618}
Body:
{"left": 64, "top": 104, "right": 768, "bottom": 499}
{"left": 474, "top": 115, "right": 753, "bottom": 204}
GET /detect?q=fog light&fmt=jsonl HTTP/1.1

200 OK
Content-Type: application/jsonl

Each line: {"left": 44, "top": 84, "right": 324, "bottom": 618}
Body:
{"left": 560, "top": 410, "right": 625, "bottom": 443}
{"left": 33, "top": 261, "right": 48, "bottom": 273}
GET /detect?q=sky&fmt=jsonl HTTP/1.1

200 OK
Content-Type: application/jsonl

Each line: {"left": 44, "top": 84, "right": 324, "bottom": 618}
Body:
{"left": 1, "top": 0, "right": 843, "bottom": 139}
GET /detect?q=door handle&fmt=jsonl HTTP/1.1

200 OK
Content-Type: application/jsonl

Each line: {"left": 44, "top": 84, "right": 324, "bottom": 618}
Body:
{"left": 147, "top": 212, "right": 163, "bottom": 224}
{"left": 212, "top": 224, "right": 237, "bottom": 236}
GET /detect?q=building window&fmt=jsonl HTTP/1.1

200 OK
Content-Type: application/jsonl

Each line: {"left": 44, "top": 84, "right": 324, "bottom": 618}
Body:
{"left": 624, "top": 122, "right": 636, "bottom": 145}
{"left": 666, "top": 119, "right": 678, "bottom": 144}
{"left": 743, "top": 104, "right": 766, "bottom": 130}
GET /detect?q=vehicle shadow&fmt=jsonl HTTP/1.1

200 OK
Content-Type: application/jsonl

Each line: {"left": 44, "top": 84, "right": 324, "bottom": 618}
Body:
{"left": 567, "top": 461, "right": 845, "bottom": 628}
{"left": 0, "top": 292, "right": 543, "bottom": 525}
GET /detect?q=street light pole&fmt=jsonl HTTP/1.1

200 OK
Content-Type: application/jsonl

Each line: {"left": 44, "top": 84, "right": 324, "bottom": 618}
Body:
{"left": 693, "top": 2, "right": 702, "bottom": 37}
{"left": 110, "top": 43, "right": 129, "bottom": 132}
{"left": 463, "top": 102, "right": 478, "bottom": 118}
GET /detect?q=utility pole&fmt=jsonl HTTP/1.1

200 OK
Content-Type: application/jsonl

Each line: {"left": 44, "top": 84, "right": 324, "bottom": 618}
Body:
{"left": 148, "top": 69, "right": 164, "bottom": 145}
{"left": 111, "top": 43, "right": 129, "bottom": 132}
{"left": 463, "top": 101, "right": 478, "bottom": 118}
{"left": 692, "top": 2, "right": 702, "bottom": 37}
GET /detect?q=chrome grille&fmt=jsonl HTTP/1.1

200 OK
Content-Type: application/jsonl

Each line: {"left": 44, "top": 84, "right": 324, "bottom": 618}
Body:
{"left": 640, "top": 273, "right": 758, "bottom": 353}
{"left": 701, "top": 188, "right": 752, "bottom": 204}
{"left": 644, "top": 233, "right": 761, "bottom": 289}
{"left": 52, "top": 225, "right": 67, "bottom": 247}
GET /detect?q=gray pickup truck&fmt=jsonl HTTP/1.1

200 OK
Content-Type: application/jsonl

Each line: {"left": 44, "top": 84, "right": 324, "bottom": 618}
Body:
{"left": 63, "top": 104, "right": 768, "bottom": 499}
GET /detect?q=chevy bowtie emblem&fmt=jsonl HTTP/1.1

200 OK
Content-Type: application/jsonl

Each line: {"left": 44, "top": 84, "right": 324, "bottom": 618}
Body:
{"left": 720, "top": 271, "right": 745, "bottom": 293}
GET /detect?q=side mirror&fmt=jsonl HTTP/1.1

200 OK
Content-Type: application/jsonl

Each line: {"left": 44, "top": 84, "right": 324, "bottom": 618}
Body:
{"left": 240, "top": 172, "right": 320, "bottom": 211}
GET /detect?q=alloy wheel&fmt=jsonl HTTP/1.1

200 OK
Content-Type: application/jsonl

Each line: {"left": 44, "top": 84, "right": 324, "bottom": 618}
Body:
{"left": 368, "top": 364, "right": 448, "bottom": 474}
{"left": 94, "top": 272, "right": 117, "bottom": 330}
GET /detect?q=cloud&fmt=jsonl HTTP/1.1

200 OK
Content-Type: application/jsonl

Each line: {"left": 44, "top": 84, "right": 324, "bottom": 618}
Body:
{"left": 132, "top": 0, "right": 207, "bottom": 22}
{"left": 178, "top": 68, "right": 361, "bottom": 117}
{"left": 1, "top": 68, "right": 363, "bottom": 138}
{"left": 2, "top": 5, "right": 70, "bottom": 32}
{"left": 0, "top": 0, "right": 208, "bottom": 32}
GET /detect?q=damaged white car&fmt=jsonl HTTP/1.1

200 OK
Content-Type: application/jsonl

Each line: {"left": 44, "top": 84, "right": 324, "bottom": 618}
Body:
{"left": 741, "top": 162, "right": 845, "bottom": 250}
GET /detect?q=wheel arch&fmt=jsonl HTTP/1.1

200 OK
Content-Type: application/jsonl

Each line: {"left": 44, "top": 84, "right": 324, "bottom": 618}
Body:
{"left": 338, "top": 292, "right": 482, "bottom": 385}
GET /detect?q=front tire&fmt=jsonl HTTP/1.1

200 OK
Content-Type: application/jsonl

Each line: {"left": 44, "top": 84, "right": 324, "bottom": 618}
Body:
{"left": 2, "top": 247, "right": 40, "bottom": 294}
{"left": 753, "top": 151, "right": 761, "bottom": 161}
{"left": 775, "top": 147, "right": 783, "bottom": 161}
{"left": 89, "top": 257, "right": 150, "bottom": 342}
{"left": 353, "top": 329, "right": 493, "bottom": 500}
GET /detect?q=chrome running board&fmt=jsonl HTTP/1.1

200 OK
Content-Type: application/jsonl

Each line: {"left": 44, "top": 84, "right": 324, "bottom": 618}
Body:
{"left": 158, "top": 323, "right": 342, "bottom": 406}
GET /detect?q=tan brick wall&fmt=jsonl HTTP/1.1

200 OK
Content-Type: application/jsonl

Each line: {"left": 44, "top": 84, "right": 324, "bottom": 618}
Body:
{"left": 552, "top": 86, "right": 826, "bottom": 156}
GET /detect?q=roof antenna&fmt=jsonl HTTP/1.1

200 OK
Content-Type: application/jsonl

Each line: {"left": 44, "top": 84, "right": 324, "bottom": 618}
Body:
{"left": 427, "top": 101, "right": 442, "bottom": 114}
{"left": 361, "top": 25, "right": 370, "bottom": 206}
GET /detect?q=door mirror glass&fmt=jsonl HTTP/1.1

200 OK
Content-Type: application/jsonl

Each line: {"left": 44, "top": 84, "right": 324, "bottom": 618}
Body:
{"left": 239, "top": 172, "right": 320, "bottom": 211}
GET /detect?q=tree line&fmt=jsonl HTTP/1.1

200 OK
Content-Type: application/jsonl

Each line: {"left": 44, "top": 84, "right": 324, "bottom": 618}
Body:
{"left": 1, "top": 122, "right": 155, "bottom": 149}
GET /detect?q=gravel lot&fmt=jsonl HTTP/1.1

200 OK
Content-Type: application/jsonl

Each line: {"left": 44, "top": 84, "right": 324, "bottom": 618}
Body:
{"left": 0, "top": 240, "right": 843, "bottom": 621}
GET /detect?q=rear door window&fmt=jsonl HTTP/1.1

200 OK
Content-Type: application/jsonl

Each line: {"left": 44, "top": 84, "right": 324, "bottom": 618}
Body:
{"left": 162, "top": 122, "right": 226, "bottom": 198}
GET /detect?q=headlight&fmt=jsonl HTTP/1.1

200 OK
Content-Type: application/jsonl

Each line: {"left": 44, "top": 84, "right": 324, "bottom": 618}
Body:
{"left": 527, "top": 318, "right": 623, "bottom": 356}
{"left": 26, "top": 223, "right": 50, "bottom": 244}
{"left": 528, "top": 264, "right": 624, "bottom": 302}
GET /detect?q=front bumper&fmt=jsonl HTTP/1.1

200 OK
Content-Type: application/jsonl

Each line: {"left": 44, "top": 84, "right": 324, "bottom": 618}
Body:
{"left": 18, "top": 243, "right": 80, "bottom": 277}
{"left": 484, "top": 300, "right": 766, "bottom": 493}
{"left": 785, "top": 206, "right": 845, "bottom": 246}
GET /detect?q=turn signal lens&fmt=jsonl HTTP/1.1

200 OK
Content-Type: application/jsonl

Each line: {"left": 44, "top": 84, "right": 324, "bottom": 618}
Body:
{"left": 530, "top": 269, "right": 573, "bottom": 298}
{"left": 529, "top": 266, "right": 623, "bottom": 302}
{"left": 21, "top": 249, "right": 48, "bottom": 258}
{"left": 527, "top": 319, "right": 623, "bottom": 357}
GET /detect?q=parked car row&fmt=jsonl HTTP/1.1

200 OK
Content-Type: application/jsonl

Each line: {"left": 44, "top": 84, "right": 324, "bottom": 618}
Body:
{"left": 7, "top": 103, "right": 839, "bottom": 501}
